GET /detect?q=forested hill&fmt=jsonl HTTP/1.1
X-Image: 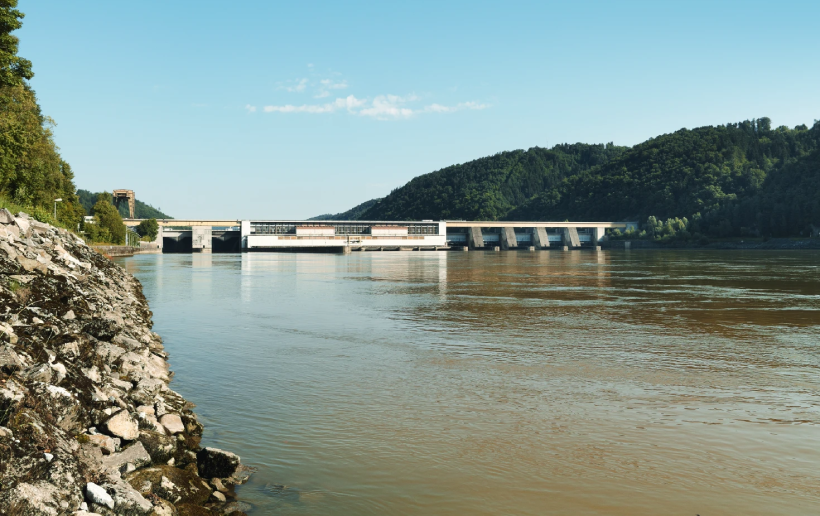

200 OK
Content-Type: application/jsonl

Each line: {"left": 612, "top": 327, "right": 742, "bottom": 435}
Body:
{"left": 309, "top": 197, "right": 381, "bottom": 220}
{"left": 355, "top": 118, "right": 820, "bottom": 238}
{"left": 507, "top": 119, "right": 820, "bottom": 237}
{"left": 77, "top": 189, "right": 172, "bottom": 219}
{"left": 360, "top": 143, "right": 627, "bottom": 221}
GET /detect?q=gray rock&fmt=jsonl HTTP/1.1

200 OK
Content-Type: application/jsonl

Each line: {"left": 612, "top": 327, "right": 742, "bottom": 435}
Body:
{"left": 14, "top": 216, "right": 30, "bottom": 235}
{"left": 87, "top": 434, "right": 116, "bottom": 455}
{"left": 0, "top": 343, "right": 23, "bottom": 373}
{"left": 159, "top": 413, "right": 184, "bottom": 434}
{"left": 104, "top": 478, "right": 153, "bottom": 515}
{"left": 21, "top": 363, "right": 53, "bottom": 383}
{"left": 112, "top": 333, "right": 141, "bottom": 351}
{"left": 102, "top": 410, "right": 139, "bottom": 440}
{"left": 1, "top": 481, "right": 63, "bottom": 515}
{"left": 197, "top": 447, "right": 241, "bottom": 479}
{"left": 85, "top": 482, "right": 114, "bottom": 509}
{"left": 101, "top": 442, "right": 152, "bottom": 474}
{"left": 50, "top": 362, "right": 67, "bottom": 383}
{"left": 63, "top": 309, "right": 76, "bottom": 320}
{"left": 0, "top": 207, "right": 14, "bottom": 224}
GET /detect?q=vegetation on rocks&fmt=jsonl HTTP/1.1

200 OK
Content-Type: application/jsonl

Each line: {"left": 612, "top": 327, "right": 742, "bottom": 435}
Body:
{"left": 0, "top": 210, "right": 252, "bottom": 515}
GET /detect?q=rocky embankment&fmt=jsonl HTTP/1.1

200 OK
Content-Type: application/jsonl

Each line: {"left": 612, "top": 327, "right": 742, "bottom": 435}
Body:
{"left": 0, "top": 209, "right": 252, "bottom": 516}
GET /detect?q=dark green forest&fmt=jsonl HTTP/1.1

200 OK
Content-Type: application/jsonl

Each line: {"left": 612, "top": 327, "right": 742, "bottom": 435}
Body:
{"left": 77, "top": 189, "right": 171, "bottom": 219}
{"left": 360, "top": 143, "right": 627, "bottom": 221}
{"left": 355, "top": 119, "right": 820, "bottom": 238}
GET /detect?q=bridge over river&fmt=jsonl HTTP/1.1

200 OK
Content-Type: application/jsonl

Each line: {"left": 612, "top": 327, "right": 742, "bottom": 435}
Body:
{"left": 124, "top": 219, "right": 638, "bottom": 253}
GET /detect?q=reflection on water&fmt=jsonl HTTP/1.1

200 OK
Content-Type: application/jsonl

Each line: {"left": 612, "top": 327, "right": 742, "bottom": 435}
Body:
{"left": 119, "top": 250, "right": 820, "bottom": 516}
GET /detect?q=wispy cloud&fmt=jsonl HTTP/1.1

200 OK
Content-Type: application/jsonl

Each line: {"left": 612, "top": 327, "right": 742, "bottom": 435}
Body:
{"left": 263, "top": 95, "right": 367, "bottom": 114}
{"left": 315, "top": 79, "right": 349, "bottom": 98}
{"left": 278, "top": 78, "right": 308, "bottom": 93}
{"left": 260, "top": 94, "right": 488, "bottom": 120}
{"left": 245, "top": 104, "right": 257, "bottom": 113}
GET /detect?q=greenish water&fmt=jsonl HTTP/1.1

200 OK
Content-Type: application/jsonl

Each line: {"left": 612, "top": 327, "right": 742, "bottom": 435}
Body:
{"left": 120, "top": 250, "right": 820, "bottom": 516}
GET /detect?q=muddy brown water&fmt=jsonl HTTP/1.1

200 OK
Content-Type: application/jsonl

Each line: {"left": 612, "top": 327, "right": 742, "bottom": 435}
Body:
{"left": 119, "top": 250, "right": 820, "bottom": 515}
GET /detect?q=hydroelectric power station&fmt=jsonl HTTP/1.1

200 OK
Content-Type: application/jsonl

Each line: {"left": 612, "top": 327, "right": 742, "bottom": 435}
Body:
{"left": 124, "top": 219, "right": 638, "bottom": 253}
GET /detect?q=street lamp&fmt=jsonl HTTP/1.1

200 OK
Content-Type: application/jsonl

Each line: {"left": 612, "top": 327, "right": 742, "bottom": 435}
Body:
{"left": 54, "top": 198, "right": 62, "bottom": 220}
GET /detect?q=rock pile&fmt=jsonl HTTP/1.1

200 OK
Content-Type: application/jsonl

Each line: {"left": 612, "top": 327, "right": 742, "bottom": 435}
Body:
{"left": 0, "top": 209, "right": 252, "bottom": 515}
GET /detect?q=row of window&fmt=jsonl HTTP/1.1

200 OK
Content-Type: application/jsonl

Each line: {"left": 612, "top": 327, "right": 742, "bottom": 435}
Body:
{"left": 250, "top": 223, "right": 440, "bottom": 235}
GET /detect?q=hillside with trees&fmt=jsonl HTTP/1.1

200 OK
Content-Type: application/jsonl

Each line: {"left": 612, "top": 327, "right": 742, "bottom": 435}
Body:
{"left": 360, "top": 144, "right": 627, "bottom": 221}
{"left": 355, "top": 119, "right": 820, "bottom": 239}
{"left": 0, "top": 1, "right": 84, "bottom": 227}
{"left": 77, "top": 189, "right": 171, "bottom": 219}
{"left": 310, "top": 198, "right": 381, "bottom": 220}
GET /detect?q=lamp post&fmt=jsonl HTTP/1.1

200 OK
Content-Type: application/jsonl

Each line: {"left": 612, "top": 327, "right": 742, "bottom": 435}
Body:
{"left": 53, "top": 198, "right": 62, "bottom": 221}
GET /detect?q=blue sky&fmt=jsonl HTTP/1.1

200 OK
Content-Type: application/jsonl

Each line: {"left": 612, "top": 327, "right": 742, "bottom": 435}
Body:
{"left": 18, "top": 1, "right": 820, "bottom": 219}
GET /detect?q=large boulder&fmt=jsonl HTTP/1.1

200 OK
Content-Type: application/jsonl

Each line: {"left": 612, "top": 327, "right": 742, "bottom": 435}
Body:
{"left": 0, "top": 207, "right": 14, "bottom": 224}
{"left": 102, "top": 410, "right": 139, "bottom": 441}
{"left": 0, "top": 481, "right": 67, "bottom": 515}
{"left": 159, "top": 413, "right": 185, "bottom": 435}
{"left": 125, "top": 465, "right": 211, "bottom": 506}
{"left": 137, "top": 430, "right": 177, "bottom": 464}
{"left": 101, "top": 442, "right": 152, "bottom": 474}
{"left": 85, "top": 483, "right": 114, "bottom": 510}
{"left": 196, "top": 447, "right": 240, "bottom": 479}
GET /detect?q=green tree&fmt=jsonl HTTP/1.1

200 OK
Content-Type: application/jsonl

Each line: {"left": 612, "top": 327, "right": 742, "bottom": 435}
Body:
{"left": 0, "top": 1, "right": 82, "bottom": 228}
{"left": 135, "top": 218, "right": 159, "bottom": 240}
{"left": 0, "top": 0, "right": 32, "bottom": 88}
{"left": 91, "top": 193, "right": 126, "bottom": 244}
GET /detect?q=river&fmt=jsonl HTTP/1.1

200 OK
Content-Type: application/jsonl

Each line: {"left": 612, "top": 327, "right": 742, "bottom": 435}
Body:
{"left": 118, "top": 250, "right": 820, "bottom": 515}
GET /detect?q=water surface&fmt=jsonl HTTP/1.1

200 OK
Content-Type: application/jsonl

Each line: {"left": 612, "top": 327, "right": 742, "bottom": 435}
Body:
{"left": 120, "top": 250, "right": 820, "bottom": 515}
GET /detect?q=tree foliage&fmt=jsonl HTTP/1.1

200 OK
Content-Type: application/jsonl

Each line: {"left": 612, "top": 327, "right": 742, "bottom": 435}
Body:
{"left": 135, "top": 218, "right": 158, "bottom": 241}
{"left": 77, "top": 189, "right": 171, "bottom": 219}
{"left": 360, "top": 144, "right": 627, "bottom": 221}
{"left": 353, "top": 118, "right": 820, "bottom": 238}
{"left": 0, "top": 1, "right": 82, "bottom": 228}
{"left": 87, "top": 193, "right": 126, "bottom": 244}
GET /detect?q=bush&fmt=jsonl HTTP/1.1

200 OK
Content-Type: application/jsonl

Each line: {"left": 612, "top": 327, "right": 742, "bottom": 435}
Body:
{"left": 90, "top": 193, "right": 125, "bottom": 244}
{"left": 135, "top": 218, "right": 158, "bottom": 240}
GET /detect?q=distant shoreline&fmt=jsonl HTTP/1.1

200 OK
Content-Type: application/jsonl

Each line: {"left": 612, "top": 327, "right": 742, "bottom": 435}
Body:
{"left": 604, "top": 238, "right": 820, "bottom": 250}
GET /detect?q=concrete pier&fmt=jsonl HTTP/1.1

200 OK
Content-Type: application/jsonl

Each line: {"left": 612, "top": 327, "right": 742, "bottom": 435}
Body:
{"left": 469, "top": 227, "right": 484, "bottom": 249}
{"left": 532, "top": 227, "right": 550, "bottom": 248}
{"left": 563, "top": 227, "right": 581, "bottom": 247}
{"left": 192, "top": 226, "right": 212, "bottom": 253}
{"left": 500, "top": 227, "right": 517, "bottom": 250}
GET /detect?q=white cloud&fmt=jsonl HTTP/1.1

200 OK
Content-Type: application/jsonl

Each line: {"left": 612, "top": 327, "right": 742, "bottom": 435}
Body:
{"left": 423, "top": 101, "right": 489, "bottom": 113}
{"left": 315, "top": 79, "right": 348, "bottom": 98}
{"left": 359, "top": 94, "right": 418, "bottom": 119}
{"left": 280, "top": 78, "right": 308, "bottom": 93}
{"left": 320, "top": 79, "right": 348, "bottom": 89}
{"left": 245, "top": 104, "right": 257, "bottom": 113}
{"left": 263, "top": 95, "right": 366, "bottom": 114}
{"left": 260, "top": 88, "right": 488, "bottom": 120}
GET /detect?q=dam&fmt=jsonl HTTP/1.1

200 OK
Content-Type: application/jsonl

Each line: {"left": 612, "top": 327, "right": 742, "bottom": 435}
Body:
{"left": 124, "top": 219, "right": 638, "bottom": 253}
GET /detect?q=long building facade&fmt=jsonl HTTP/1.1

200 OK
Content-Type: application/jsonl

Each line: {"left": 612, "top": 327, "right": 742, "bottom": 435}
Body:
{"left": 124, "top": 219, "right": 638, "bottom": 253}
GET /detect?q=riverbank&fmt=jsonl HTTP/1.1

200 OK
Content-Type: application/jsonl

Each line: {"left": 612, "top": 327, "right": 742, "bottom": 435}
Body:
{"left": 0, "top": 209, "right": 252, "bottom": 515}
{"left": 605, "top": 237, "right": 820, "bottom": 250}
